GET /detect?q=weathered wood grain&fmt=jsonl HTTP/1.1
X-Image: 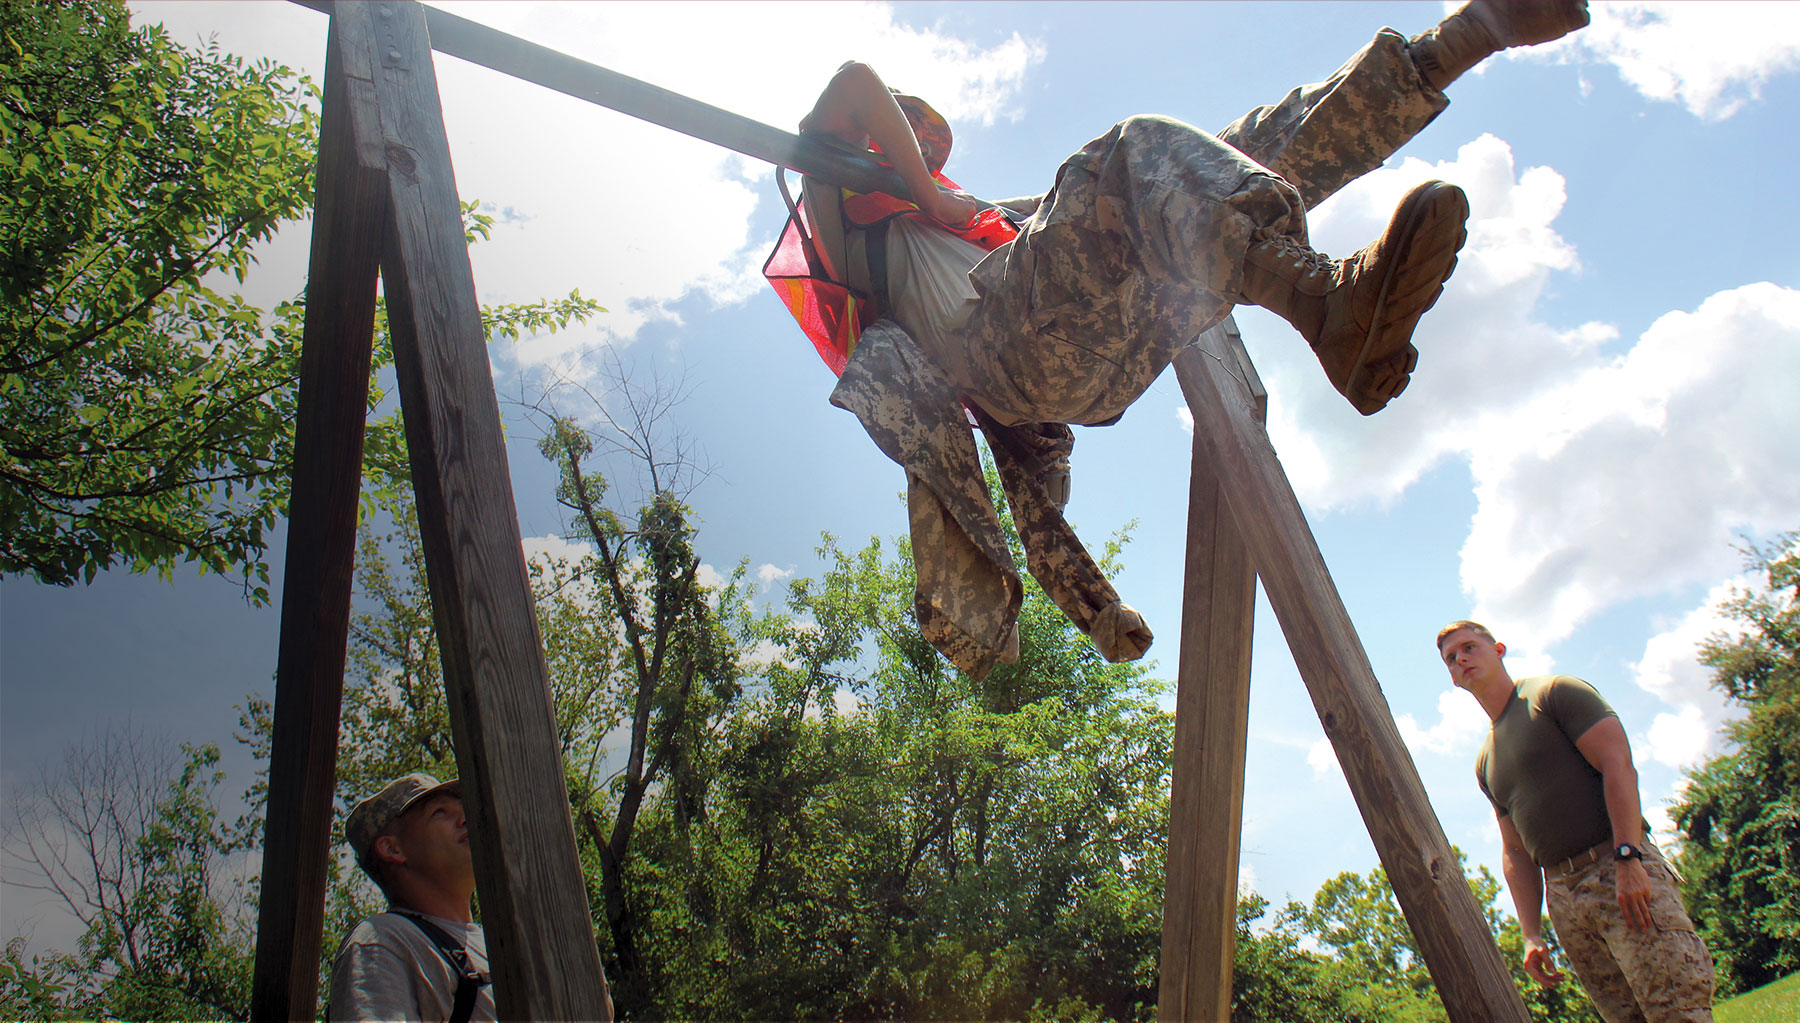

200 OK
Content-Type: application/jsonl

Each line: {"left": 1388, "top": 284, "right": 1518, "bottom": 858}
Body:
{"left": 1172, "top": 337, "right": 1529, "bottom": 1023}
{"left": 367, "top": 2, "right": 611, "bottom": 1019}
{"left": 1158, "top": 318, "right": 1261, "bottom": 1023}
{"left": 251, "top": 16, "right": 389, "bottom": 1022}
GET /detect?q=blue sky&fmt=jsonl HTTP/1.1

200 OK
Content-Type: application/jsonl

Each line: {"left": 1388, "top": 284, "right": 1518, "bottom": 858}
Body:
{"left": 5, "top": 0, "right": 1799, "bottom": 959}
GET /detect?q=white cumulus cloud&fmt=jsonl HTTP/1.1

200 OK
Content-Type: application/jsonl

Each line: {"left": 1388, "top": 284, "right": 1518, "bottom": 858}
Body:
{"left": 1643, "top": 705, "right": 1709, "bottom": 771}
{"left": 1460, "top": 283, "right": 1800, "bottom": 647}
{"left": 1250, "top": 133, "right": 1598, "bottom": 513}
{"left": 1629, "top": 574, "right": 1754, "bottom": 764}
{"left": 1511, "top": 1, "right": 1800, "bottom": 120}
{"left": 524, "top": 533, "right": 594, "bottom": 565}
{"left": 1396, "top": 690, "right": 1491, "bottom": 757}
{"left": 1306, "top": 736, "right": 1340, "bottom": 779}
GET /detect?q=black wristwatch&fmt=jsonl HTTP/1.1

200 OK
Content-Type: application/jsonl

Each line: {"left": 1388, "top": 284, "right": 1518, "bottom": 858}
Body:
{"left": 1614, "top": 843, "right": 1643, "bottom": 862}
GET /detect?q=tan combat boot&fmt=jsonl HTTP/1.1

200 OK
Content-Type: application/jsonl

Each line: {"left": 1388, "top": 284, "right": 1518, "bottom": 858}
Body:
{"left": 1238, "top": 179, "right": 1469, "bottom": 415}
{"left": 1412, "top": 1, "right": 1593, "bottom": 91}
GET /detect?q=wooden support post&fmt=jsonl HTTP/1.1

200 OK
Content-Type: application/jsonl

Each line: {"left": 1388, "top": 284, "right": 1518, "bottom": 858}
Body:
{"left": 359, "top": 2, "right": 611, "bottom": 1019}
{"left": 1158, "top": 319, "right": 1262, "bottom": 1023}
{"left": 252, "top": 21, "right": 389, "bottom": 1021}
{"left": 1171, "top": 337, "right": 1530, "bottom": 1023}
{"left": 254, "top": 3, "right": 611, "bottom": 1020}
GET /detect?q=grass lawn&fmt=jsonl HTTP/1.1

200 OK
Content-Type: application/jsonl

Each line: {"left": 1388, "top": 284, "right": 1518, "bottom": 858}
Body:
{"left": 1715, "top": 969, "right": 1800, "bottom": 1023}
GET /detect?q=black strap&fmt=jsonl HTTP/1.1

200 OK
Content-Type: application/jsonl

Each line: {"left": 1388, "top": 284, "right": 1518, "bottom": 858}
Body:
{"left": 394, "top": 911, "right": 491, "bottom": 1023}
{"left": 863, "top": 218, "right": 892, "bottom": 320}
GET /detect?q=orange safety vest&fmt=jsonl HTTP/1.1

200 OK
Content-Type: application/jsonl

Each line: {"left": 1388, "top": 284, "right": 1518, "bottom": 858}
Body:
{"left": 763, "top": 169, "right": 1018, "bottom": 376}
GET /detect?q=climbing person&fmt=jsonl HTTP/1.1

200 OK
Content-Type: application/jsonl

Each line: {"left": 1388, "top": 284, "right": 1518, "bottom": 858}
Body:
{"left": 328, "top": 774, "right": 499, "bottom": 1023}
{"left": 765, "top": 2, "right": 1591, "bottom": 678}
{"left": 1437, "top": 621, "right": 1716, "bottom": 1022}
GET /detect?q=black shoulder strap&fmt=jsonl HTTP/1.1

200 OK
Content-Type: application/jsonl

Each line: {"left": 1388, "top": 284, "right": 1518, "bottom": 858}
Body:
{"left": 863, "top": 219, "right": 892, "bottom": 321}
{"left": 393, "top": 911, "right": 491, "bottom": 1023}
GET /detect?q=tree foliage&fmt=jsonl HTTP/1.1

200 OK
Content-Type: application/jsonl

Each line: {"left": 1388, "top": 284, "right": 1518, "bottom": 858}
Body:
{"left": 1, "top": 0, "right": 316, "bottom": 591}
{"left": 0, "top": 1, "right": 600, "bottom": 599}
{"left": 638, "top": 513, "right": 1173, "bottom": 1022}
{"left": 1673, "top": 532, "right": 1800, "bottom": 993}
{"left": 1270, "top": 859, "right": 1599, "bottom": 1023}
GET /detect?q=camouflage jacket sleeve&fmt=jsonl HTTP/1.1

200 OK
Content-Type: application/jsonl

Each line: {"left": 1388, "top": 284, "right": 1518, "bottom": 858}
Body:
{"left": 990, "top": 193, "right": 1045, "bottom": 220}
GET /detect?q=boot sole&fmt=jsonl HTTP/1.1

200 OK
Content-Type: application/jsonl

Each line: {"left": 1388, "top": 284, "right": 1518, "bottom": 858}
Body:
{"left": 1344, "top": 181, "right": 1469, "bottom": 414}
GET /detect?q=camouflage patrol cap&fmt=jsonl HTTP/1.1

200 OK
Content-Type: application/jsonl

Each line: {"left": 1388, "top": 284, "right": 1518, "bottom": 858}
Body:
{"left": 890, "top": 90, "right": 952, "bottom": 174}
{"left": 346, "top": 773, "right": 461, "bottom": 869}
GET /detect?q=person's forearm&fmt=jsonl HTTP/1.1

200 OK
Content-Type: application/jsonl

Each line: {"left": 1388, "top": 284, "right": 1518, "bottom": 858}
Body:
{"left": 1602, "top": 761, "right": 1644, "bottom": 847}
{"left": 803, "top": 62, "right": 939, "bottom": 204}
{"left": 1503, "top": 853, "right": 1547, "bottom": 941}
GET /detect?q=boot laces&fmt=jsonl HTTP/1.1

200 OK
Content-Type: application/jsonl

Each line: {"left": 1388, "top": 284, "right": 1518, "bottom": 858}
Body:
{"left": 1264, "top": 235, "right": 1336, "bottom": 279}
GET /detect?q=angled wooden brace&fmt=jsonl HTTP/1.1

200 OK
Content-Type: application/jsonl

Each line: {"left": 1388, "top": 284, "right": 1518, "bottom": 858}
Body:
{"left": 1158, "top": 326, "right": 1531, "bottom": 1023}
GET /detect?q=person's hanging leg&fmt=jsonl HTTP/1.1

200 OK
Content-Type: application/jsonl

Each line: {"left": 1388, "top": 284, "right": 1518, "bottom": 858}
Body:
{"left": 1411, "top": 1, "right": 1592, "bottom": 92}
{"left": 1220, "top": 2, "right": 1589, "bottom": 210}
{"left": 1237, "top": 179, "right": 1470, "bottom": 414}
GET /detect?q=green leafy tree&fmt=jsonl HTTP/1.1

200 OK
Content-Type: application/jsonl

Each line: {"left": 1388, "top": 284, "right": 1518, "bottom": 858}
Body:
{"left": 628, "top": 462, "right": 1175, "bottom": 1022}
{"left": 1285, "top": 867, "right": 1445, "bottom": 1022}
{"left": 1277, "top": 858, "right": 1599, "bottom": 1023}
{"left": 1673, "top": 532, "right": 1800, "bottom": 993}
{"left": 1229, "top": 893, "right": 1338, "bottom": 1023}
{"left": 1, "top": 0, "right": 316, "bottom": 590}
{"left": 0, "top": 1, "right": 599, "bottom": 598}
{"left": 0, "top": 937, "right": 84, "bottom": 1022}
{"left": 1, "top": 727, "right": 254, "bottom": 1021}
{"left": 531, "top": 378, "right": 743, "bottom": 1016}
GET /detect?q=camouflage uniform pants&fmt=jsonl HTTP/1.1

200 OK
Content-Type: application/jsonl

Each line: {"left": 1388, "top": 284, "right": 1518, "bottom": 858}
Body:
{"left": 1544, "top": 842, "right": 1715, "bottom": 1023}
{"left": 953, "top": 27, "right": 1446, "bottom": 427}
{"left": 832, "top": 29, "right": 1447, "bottom": 675}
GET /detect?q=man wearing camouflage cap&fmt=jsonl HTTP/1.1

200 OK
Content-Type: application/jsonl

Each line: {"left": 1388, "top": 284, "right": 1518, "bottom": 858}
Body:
{"left": 328, "top": 773, "right": 495, "bottom": 1023}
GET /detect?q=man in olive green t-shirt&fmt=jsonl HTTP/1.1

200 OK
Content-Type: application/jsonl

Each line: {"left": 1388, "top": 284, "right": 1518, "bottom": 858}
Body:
{"left": 1437, "top": 620, "right": 1714, "bottom": 1023}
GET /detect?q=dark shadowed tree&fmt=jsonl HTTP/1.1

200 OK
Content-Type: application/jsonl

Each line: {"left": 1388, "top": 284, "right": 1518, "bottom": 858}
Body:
{"left": 1, "top": 727, "right": 253, "bottom": 1021}
{"left": 1673, "top": 532, "right": 1800, "bottom": 994}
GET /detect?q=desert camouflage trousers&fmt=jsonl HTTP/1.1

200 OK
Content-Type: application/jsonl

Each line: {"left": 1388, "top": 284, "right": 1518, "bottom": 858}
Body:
{"left": 1545, "top": 842, "right": 1715, "bottom": 1023}
{"left": 832, "top": 29, "right": 1446, "bottom": 676}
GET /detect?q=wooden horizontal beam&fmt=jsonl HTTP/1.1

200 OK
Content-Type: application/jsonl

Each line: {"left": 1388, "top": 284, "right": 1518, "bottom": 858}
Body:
{"left": 289, "top": 0, "right": 913, "bottom": 199}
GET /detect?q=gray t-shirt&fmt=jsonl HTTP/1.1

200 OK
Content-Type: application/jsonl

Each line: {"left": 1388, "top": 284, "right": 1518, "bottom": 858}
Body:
{"left": 328, "top": 910, "right": 494, "bottom": 1022}
{"left": 883, "top": 215, "right": 986, "bottom": 387}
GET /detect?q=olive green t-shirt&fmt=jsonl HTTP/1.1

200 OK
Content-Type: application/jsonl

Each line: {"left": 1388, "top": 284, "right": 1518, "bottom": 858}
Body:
{"left": 1475, "top": 674, "right": 1617, "bottom": 866}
